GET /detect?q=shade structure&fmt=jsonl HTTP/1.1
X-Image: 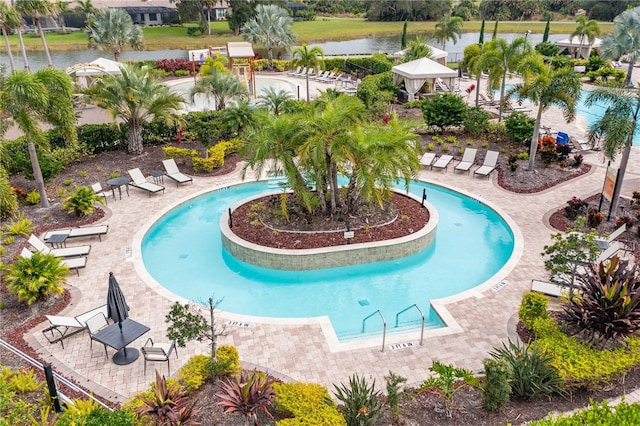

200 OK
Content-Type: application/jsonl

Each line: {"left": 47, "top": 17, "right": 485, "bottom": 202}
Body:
{"left": 392, "top": 57, "right": 458, "bottom": 101}
{"left": 555, "top": 36, "right": 602, "bottom": 59}
{"left": 106, "top": 272, "right": 134, "bottom": 364}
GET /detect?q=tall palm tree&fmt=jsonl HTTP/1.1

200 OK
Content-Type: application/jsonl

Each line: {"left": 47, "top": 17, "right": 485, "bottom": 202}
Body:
{"left": 601, "top": 7, "right": 640, "bottom": 88}
{"left": 74, "top": 0, "right": 95, "bottom": 26}
{"left": 571, "top": 16, "right": 600, "bottom": 59}
{"left": 478, "top": 37, "right": 532, "bottom": 121}
{"left": 84, "top": 8, "right": 143, "bottom": 61}
{"left": 584, "top": 83, "right": 640, "bottom": 215}
{"left": 241, "top": 4, "right": 296, "bottom": 70}
{"left": 189, "top": 70, "right": 249, "bottom": 111}
{"left": 434, "top": 14, "right": 463, "bottom": 51}
{"left": 1, "top": 68, "right": 78, "bottom": 208}
{"left": 257, "top": 87, "right": 293, "bottom": 116}
{"left": 15, "top": 0, "right": 59, "bottom": 68}
{"left": 507, "top": 54, "right": 582, "bottom": 171}
{"left": 299, "top": 94, "right": 366, "bottom": 215}
{"left": 0, "top": 2, "right": 22, "bottom": 72}
{"left": 85, "top": 65, "right": 185, "bottom": 154}
{"left": 56, "top": 1, "right": 72, "bottom": 33}
{"left": 291, "top": 43, "right": 324, "bottom": 103}
{"left": 403, "top": 35, "right": 432, "bottom": 62}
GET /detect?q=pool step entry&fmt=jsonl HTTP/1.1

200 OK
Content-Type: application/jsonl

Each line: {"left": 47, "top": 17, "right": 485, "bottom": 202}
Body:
{"left": 361, "top": 303, "right": 432, "bottom": 351}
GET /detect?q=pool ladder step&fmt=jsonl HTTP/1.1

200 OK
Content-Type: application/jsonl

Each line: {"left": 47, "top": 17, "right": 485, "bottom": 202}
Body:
{"left": 361, "top": 303, "right": 426, "bottom": 352}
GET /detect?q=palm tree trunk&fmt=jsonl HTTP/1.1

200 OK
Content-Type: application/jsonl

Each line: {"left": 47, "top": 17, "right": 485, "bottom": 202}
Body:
{"left": 36, "top": 19, "right": 53, "bottom": 67}
{"left": 16, "top": 28, "right": 30, "bottom": 70}
{"left": 267, "top": 47, "right": 273, "bottom": 70}
{"left": 305, "top": 74, "right": 310, "bottom": 103}
{"left": 609, "top": 101, "right": 639, "bottom": 215}
{"left": 498, "top": 69, "right": 507, "bottom": 122}
{"left": 27, "top": 141, "right": 50, "bottom": 208}
{"left": 2, "top": 27, "right": 16, "bottom": 71}
{"left": 474, "top": 74, "right": 481, "bottom": 106}
{"left": 624, "top": 60, "right": 635, "bottom": 88}
{"left": 128, "top": 124, "right": 143, "bottom": 154}
{"left": 527, "top": 104, "right": 545, "bottom": 171}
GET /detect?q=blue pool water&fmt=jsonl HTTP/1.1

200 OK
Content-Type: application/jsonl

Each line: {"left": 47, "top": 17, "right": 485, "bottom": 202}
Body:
{"left": 141, "top": 180, "right": 515, "bottom": 340}
{"left": 575, "top": 89, "right": 640, "bottom": 146}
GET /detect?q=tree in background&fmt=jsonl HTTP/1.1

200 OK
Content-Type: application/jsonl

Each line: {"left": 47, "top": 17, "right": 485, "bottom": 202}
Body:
{"left": 543, "top": 18, "right": 550, "bottom": 43}
{"left": 1, "top": 68, "right": 77, "bottom": 208}
{"left": 85, "top": 65, "right": 185, "bottom": 154}
{"left": 433, "top": 14, "right": 463, "bottom": 50}
{"left": 584, "top": 83, "right": 640, "bottom": 216}
{"left": 478, "top": 19, "right": 485, "bottom": 45}
{"left": 366, "top": 0, "right": 451, "bottom": 21}
{"left": 507, "top": 54, "right": 582, "bottom": 171}
{"left": 491, "top": 20, "right": 498, "bottom": 40}
{"left": 0, "top": 2, "right": 23, "bottom": 72}
{"left": 401, "top": 20, "right": 407, "bottom": 49}
{"left": 479, "top": 37, "right": 532, "bottom": 121}
{"left": 74, "top": 0, "right": 95, "bottom": 26}
{"left": 15, "top": 0, "right": 59, "bottom": 68}
{"left": 56, "top": 1, "right": 72, "bottom": 33}
{"left": 84, "top": 8, "right": 143, "bottom": 61}
{"left": 571, "top": 16, "right": 601, "bottom": 59}
{"left": 242, "top": 4, "right": 296, "bottom": 70}
{"left": 291, "top": 43, "right": 324, "bottom": 102}
{"left": 601, "top": 7, "right": 640, "bottom": 88}
{"left": 227, "top": 0, "right": 256, "bottom": 36}
{"left": 451, "top": 0, "right": 479, "bottom": 20}
{"left": 190, "top": 69, "right": 249, "bottom": 111}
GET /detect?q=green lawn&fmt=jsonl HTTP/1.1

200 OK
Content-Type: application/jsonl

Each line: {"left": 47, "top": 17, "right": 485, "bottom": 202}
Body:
{"left": 2, "top": 18, "right": 615, "bottom": 52}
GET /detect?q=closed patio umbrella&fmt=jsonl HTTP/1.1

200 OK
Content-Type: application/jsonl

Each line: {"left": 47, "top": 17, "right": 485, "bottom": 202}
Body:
{"left": 107, "top": 272, "right": 130, "bottom": 332}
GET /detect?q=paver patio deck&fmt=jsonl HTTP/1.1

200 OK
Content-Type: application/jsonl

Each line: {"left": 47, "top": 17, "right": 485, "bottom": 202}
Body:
{"left": 22, "top": 142, "right": 640, "bottom": 405}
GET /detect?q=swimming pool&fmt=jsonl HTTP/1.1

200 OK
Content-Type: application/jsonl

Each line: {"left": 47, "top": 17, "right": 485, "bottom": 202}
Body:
{"left": 141, "top": 180, "right": 515, "bottom": 341}
{"left": 575, "top": 89, "right": 640, "bottom": 146}
{"left": 168, "top": 76, "right": 297, "bottom": 111}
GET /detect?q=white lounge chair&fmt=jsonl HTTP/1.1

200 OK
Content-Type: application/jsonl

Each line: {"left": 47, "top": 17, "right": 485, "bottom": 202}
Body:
{"left": 128, "top": 168, "right": 165, "bottom": 196}
{"left": 419, "top": 152, "right": 436, "bottom": 168}
{"left": 291, "top": 66, "right": 306, "bottom": 77}
{"left": 20, "top": 248, "right": 87, "bottom": 276}
{"left": 162, "top": 159, "right": 193, "bottom": 187}
{"left": 313, "top": 70, "right": 330, "bottom": 81}
{"left": 318, "top": 72, "right": 335, "bottom": 82}
{"left": 454, "top": 148, "right": 477, "bottom": 174}
{"left": 42, "top": 305, "right": 108, "bottom": 348}
{"left": 531, "top": 279, "right": 567, "bottom": 297}
{"left": 287, "top": 66, "right": 301, "bottom": 76}
{"left": 28, "top": 234, "right": 91, "bottom": 258}
{"left": 594, "top": 224, "right": 627, "bottom": 250}
{"left": 43, "top": 225, "right": 109, "bottom": 242}
{"left": 91, "top": 182, "right": 112, "bottom": 205}
{"left": 431, "top": 154, "right": 454, "bottom": 171}
{"left": 473, "top": 150, "right": 499, "bottom": 178}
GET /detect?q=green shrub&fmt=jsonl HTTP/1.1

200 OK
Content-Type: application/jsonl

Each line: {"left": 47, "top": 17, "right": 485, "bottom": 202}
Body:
{"left": 3, "top": 368, "right": 43, "bottom": 393}
{"left": 177, "top": 354, "right": 211, "bottom": 393}
{"left": 519, "top": 292, "right": 549, "bottom": 330}
{"left": 63, "top": 186, "right": 105, "bottom": 217}
{"left": 0, "top": 169, "right": 18, "bottom": 219}
{"left": 25, "top": 190, "right": 40, "bottom": 205}
{"left": 56, "top": 406, "right": 136, "bottom": 426}
{"left": 533, "top": 316, "right": 640, "bottom": 390}
{"left": 422, "top": 93, "right": 467, "bottom": 133}
{"left": 530, "top": 399, "right": 640, "bottom": 425}
{"left": 162, "top": 146, "right": 198, "bottom": 162}
{"left": 427, "top": 143, "right": 435, "bottom": 151}
{"left": 216, "top": 345, "right": 241, "bottom": 377}
{"left": 334, "top": 374, "right": 382, "bottom": 425}
{"left": 5, "top": 252, "right": 67, "bottom": 305}
{"left": 384, "top": 371, "right": 407, "bottom": 418}
{"left": 463, "top": 106, "right": 492, "bottom": 137}
{"left": 356, "top": 71, "right": 395, "bottom": 111}
{"left": 490, "top": 339, "right": 561, "bottom": 399}
{"left": 192, "top": 155, "right": 223, "bottom": 173}
{"left": 2, "top": 236, "right": 14, "bottom": 245}
{"left": 504, "top": 112, "right": 535, "bottom": 145}
{"left": 482, "top": 358, "right": 511, "bottom": 411}
{"left": 274, "top": 382, "right": 346, "bottom": 425}
{"left": 4, "top": 213, "right": 33, "bottom": 237}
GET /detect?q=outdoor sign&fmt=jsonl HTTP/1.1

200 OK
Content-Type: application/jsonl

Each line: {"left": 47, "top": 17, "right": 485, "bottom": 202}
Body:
{"left": 602, "top": 165, "right": 617, "bottom": 202}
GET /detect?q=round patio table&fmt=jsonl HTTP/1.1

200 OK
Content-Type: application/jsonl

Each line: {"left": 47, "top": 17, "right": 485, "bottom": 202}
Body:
{"left": 106, "top": 177, "right": 130, "bottom": 200}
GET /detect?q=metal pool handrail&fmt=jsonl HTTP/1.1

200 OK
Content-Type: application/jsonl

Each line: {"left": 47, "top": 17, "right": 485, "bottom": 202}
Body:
{"left": 362, "top": 310, "right": 386, "bottom": 352}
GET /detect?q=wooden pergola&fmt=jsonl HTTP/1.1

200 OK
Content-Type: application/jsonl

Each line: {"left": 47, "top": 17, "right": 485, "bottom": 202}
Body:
{"left": 226, "top": 42, "right": 256, "bottom": 97}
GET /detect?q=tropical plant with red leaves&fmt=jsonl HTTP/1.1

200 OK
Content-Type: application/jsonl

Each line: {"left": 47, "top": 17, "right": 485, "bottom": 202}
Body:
{"left": 135, "top": 370, "right": 200, "bottom": 426}
{"left": 215, "top": 370, "right": 275, "bottom": 426}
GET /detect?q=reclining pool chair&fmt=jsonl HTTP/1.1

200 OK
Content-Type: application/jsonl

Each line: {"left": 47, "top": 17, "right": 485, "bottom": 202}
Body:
{"left": 28, "top": 234, "right": 91, "bottom": 258}
{"left": 473, "top": 150, "right": 499, "bottom": 178}
{"left": 128, "top": 168, "right": 165, "bottom": 196}
{"left": 431, "top": 154, "right": 454, "bottom": 171}
{"left": 42, "top": 305, "right": 108, "bottom": 348}
{"left": 454, "top": 148, "right": 478, "bottom": 174}
{"left": 43, "top": 225, "right": 109, "bottom": 242}
{"left": 162, "top": 159, "right": 193, "bottom": 187}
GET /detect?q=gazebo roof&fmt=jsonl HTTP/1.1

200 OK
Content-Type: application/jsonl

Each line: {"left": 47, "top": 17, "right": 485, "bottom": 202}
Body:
{"left": 226, "top": 42, "right": 255, "bottom": 59}
{"left": 392, "top": 57, "right": 457, "bottom": 79}
{"left": 555, "top": 36, "right": 602, "bottom": 48}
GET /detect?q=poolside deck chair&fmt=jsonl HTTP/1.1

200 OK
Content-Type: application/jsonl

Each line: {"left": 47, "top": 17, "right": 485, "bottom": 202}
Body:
{"left": 318, "top": 72, "right": 336, "bottom": 82}
{"left": 327, "top": 73, "right": 343, "bottom": 83}
{"left": 43, "top": 225, "right": 109, "bottom": 242}
{"left": 91, "top": 182, "right": 111, "bottom": 205}
{"left": 162, "top": 159, "right": 193, "bottom": 187}
{"left": 454, "top": 148, "right": 477, "bottom": 174}
{"left": 42, "top": 305, "right": 108, "bottom": 348}
{"left": 597, "top": 241, "right": 622, "bottom": 263}
{"left": 287, "top": 66, "right": 301, "bottom": 76}
{"left": 141, "top": 338, "right": 178, "bottom": 375}
{"left": 531, "top": 279, "right": 567, "bottom": 297}
{"left": 28, "top": 234, "right": 91, "bottom": 258}
{"left": 20, "top": 248, "right": 87, "bottom": 276}
{"left": 313, "top": 70, "right": 330, "bottom": 81}
{"left": 86, "top": 313, "right": 109, "bottom": 358}
{"left": 473, "top": 150, "right": 499, "bottom": 178}
{"left": 291, "top": 66, "right": 306, "bottom": 77}
{"left": 419, "top": 152, "right": 436, "bottom": 168}
{"left": 594, "top": 224, "right": 626, "bottom": 250}
{"left": 128, "top": 168, "right": 165, "bottom": 196}
{"left": 431, "top": 154, "right": 454, "bottom": 171}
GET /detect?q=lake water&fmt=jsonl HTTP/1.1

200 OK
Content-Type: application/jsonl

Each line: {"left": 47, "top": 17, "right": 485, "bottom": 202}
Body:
{"left": 1, "top": 33, "right": 568, "bottom": 72}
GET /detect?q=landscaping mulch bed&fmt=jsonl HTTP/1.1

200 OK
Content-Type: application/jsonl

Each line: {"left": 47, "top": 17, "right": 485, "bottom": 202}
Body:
{"left": 3, "top": 138, "right": 639, "bottom": 424}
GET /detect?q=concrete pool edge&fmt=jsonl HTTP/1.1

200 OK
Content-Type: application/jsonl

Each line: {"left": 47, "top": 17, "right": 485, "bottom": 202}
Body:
{"left": 219, "top": 190, "right": 438, "bottom": 270}
{"left": 131, "top": 177, "right": 523, "bottom": 352}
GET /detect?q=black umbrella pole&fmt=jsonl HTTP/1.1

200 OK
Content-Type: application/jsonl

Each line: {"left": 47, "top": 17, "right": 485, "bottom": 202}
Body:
{"left": 44, "top": 363, "right": 62, "bottom": 412}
